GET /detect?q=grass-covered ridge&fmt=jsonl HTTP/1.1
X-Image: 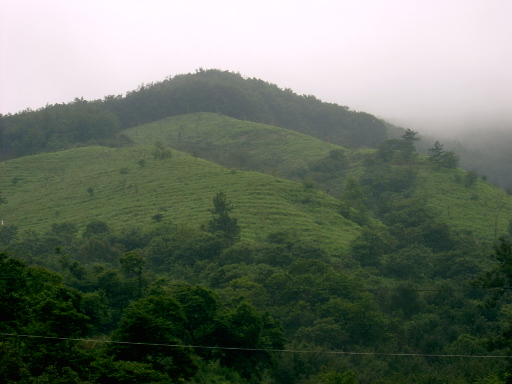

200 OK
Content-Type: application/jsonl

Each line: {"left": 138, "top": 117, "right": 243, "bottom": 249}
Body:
{"left": 124, "top": 112, "right": 340, "bottom": 175}
{"left": 0, "top": 146, "right": 359, "bottom": 251}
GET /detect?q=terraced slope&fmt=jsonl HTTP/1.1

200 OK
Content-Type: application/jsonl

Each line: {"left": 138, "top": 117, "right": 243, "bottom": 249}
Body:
{"left": 0, "top": 146, "right": 359, "bottom": 251}
{"left": 414, "top": 166, "right": 512, "bottom": 242}
{"left": 125, "top": 113, "right": 512, "bottom": 243}
{"left": 124, "top": 112, "right": 341, "bottom": 176}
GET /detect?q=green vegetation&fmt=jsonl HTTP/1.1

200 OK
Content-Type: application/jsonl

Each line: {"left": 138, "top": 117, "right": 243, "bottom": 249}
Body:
{"left": 3, "top": 71, "right": 512, "bottom": 383}
{"left": 0, "top": 69, "right": 387, "bottom": 161}
{"left": 415, "top": 167, "right": 512, "bottom": 242}
{"left": 125, "top": 112, "right": 340, "bottom": 176}
{"left": 128, "top": 115, "right": 512, "bottom": 243}
{"left": 0, "top": 145, "right": 358, "bottom": 251}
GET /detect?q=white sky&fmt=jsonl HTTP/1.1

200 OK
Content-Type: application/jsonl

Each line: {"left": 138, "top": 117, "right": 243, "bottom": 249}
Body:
{"left": 1, "top": 0, "right": 511, "bottom": 135}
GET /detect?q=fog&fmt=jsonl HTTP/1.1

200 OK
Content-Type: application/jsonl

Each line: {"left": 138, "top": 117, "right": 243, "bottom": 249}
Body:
{"left": 1, "top": 0, "right": 511, "bottom": 138}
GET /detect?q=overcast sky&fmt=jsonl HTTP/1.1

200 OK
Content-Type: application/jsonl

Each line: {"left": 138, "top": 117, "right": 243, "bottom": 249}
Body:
{"left": 1, "top": 0, "right": 511, "bottom": 136}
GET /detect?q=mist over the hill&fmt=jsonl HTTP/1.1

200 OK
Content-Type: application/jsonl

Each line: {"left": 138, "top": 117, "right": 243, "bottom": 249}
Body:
{"left": 2, "top": 0, "right": 511, "bottom": 189}
{"left": 1, "top": 1, "right": 511, "bottom": 143}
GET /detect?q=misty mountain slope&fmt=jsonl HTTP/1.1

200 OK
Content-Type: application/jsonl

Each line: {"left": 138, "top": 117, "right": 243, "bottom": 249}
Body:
{"left": 0, "top": 145, "right": 359, "bottom": 251}
{"left": 124, "top": 112, "right": 343, "bottom": 176}
{"left": 444, "top": 129, "right": 512, "bottom": 190}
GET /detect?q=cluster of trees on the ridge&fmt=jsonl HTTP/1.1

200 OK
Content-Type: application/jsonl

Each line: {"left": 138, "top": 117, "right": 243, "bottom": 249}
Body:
{"left": 0, "top": 69, "right": 387, "bottom": 160}
{"left": 1, "top": 186, "right": 512, "bottom": 383}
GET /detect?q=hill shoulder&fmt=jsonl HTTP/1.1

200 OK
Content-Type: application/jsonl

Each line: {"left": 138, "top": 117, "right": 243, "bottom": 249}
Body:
{"left": 124, "top": 112, "right": 340, "bottom": 175}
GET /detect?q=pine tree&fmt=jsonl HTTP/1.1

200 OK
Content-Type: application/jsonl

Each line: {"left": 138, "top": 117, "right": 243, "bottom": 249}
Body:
{"left": 207, "top": 192, "right": 240, "bottom": 245}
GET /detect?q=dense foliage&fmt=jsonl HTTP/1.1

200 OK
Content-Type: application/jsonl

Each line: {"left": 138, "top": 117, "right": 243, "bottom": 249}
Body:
{"left": 0, "top": 168, "right": 511, "bottom": 382}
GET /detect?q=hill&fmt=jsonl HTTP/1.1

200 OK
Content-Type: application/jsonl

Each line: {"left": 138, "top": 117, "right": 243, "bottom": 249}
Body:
{"left": 2, "top": 107, "right": 510, "bottom": 246}
{"left": 0, "top": 145, "right": 359, "bottom": 251}
{"left": 0, "top": 69, "right": 388, "bottom": 160}
{"left": 3, "top": 78, "right": 512, "bottom": 383}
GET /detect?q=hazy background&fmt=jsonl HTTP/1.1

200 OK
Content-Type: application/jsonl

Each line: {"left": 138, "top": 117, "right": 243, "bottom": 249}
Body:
{"left": 1, "top": 0, "right": 511, "bottom": 137}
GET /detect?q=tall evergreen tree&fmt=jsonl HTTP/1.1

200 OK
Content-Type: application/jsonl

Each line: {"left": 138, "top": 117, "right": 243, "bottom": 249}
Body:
{"left": 207, "top": 192, "right": 240, "bottom": 246}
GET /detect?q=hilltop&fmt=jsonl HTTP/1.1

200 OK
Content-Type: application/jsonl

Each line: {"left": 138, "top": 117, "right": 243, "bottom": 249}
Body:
{"left": 0, "top": 69, "right": 388, "bottom": 160}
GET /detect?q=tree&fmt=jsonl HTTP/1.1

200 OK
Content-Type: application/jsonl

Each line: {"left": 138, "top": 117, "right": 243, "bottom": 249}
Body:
{"left": 428, "top": 141, "right": 444, "bottom": 165}
{"left": 162, "top": 284, "right": 220, "bottom": 346}
{"left": 428, "top": 141, "right": 459, "bottom": 168}
{"left": 402, "top": 128, "right": 420, "bottom": 143}
{"left": 110, "top": 295, "right": 197, "bottom": 380}
{"left": 211, "top": 301, "right": 284, "bottom": 379}
{"left": 207, "top": 192, "right": 240, "bottom": 246}
{"left": 475, "top": 237, "right": 512, "bottom": 303}
{"left": 339, "top": 177, "right": 367, "bottom": 225}
{"left": 474, "top": 238, "right": 512, "bottom": 382}
{"left": 94, "top": 359, "right": 171, "bottom": 384}
{"left": 350, "top": 226, "right": 397, "bottom": 268}
{"left": 152, "top": 142, "right": 172, "bottom": 160}
{"left": 0, "top": 253, "right": 92, "bottom": 380}
{"left": 400, "top": 129, "right": 420, "bottom": 163}
{"left": 83, "top": 220, "right": 110, "bottom": 238}
{"left": 119, "top": 251, "right": 147, "bottom": 298}
{"left": 315, "top": 370, "right": 359, "bottom": 384}
{"left": 0, "top": 225, "right": 18, "bottom": 248}
{"left": 439, "top": 150, "right": 459, "bottom": 168}
{"left": 0, "top": 191, "right": 7, "bottom": 206}
{"left": 464, "top": 170, "right": 479, "bottom": 187}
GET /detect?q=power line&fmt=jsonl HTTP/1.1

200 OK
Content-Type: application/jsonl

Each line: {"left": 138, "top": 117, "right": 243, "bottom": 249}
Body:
{"left": 0, "top": 333, "right": 509, "bottom": 359}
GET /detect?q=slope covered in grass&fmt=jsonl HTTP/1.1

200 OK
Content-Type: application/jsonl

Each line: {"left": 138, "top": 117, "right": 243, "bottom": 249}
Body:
{"left": 0, "top": 146, "right": 359, "bottom": 251}
{"left": 414, "top": 166, "right": 512, "bottom": 243}
{"left": 125, "top": 112, "right": 512, "bottom": 243}
{"left": 124, "top": 112, "right": 341, "bottom": 176}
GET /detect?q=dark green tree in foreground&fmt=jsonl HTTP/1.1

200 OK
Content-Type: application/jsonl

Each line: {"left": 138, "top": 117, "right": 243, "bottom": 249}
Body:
{"left": 474, "top": 238, "right": 512, "bottom": 383}
{"left": 110, "top": 294, "right": 197, "bottom": 381}
{"left": 0, "top": 253, "right": 92, "bottom": 381}
{"left": 475, "top": 237, "right": 512, "bottom": 305}
{"left": 207, "top": 192, "right": 241, "bottom": 246}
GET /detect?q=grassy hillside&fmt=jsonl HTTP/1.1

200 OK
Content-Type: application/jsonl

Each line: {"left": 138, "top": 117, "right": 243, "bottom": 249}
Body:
{"left": 0, "top": 146, "right": 359, "bottom": 251}
{"left": 124, "top": 112, "right": 340, "bottom": 176}
{"left": 2, "top": 113, "right": 510, "bottom": 251}
{"left": 415, "top": 165, "right": 512, "bottom": 242}
{"left": 125, "top": 113, "right": 512, "bottom": 243}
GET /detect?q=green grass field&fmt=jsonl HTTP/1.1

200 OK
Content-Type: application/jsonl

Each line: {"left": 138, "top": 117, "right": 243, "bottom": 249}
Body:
{"left": 0, "top": 146, "right": 359, "bottom": 251}
{"left": 415, "top": 166, "right": 512, "bottom": 242}
{"left": 124, "top": 112, "right": 341, "bottom": 175}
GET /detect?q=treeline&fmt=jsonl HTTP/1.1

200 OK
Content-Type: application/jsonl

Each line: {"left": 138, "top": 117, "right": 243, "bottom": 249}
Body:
{"left": 0, "top": 189, "right": 510, "bottom": 383}
{"left": 0, "top": 69, "right": 387, "bottom": 160}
